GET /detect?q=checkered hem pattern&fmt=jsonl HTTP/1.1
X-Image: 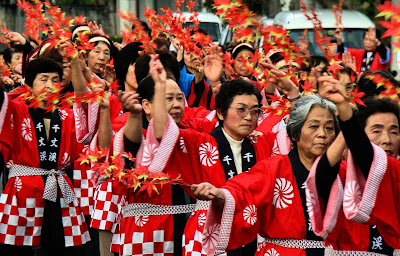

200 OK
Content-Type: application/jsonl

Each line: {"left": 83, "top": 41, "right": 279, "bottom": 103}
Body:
{"left": 90, "top": 180, "right": 120, "bottom": 231}
{"left": 183, "top": 230, "right": 208, "bottom": 256}
{"left": 325, "top": 246, "right": 392, "bottom": 256}
{"left": 122, "top": 200, "right": 210, "bottom": 217}
{"left": 60, "top": 194, "right": 91, "bottom": 246}
{"left": 121, "top": 230, "right": 174, "bottom": 256}
{"left": 0, "top": 194, "right": 44, "bottom": 246}
{"left": 0, "top": 192, "right": 90, "bottom": 246}
{"left": 262, "top": 238, "right": 325, "bottom": 249}
{"left": 73, "top": 168, "right": 94, "bottom": 216}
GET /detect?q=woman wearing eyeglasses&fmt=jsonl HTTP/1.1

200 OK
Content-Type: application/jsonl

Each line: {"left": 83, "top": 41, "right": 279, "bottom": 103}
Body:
{"left": 192, "top": 94, "right": 339, "bottom": 256}
{"left": 121, "top": 56, "right": 291, "bottom": 256}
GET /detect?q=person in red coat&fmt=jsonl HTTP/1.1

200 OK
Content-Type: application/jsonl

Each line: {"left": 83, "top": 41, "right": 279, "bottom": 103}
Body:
{"left": 334, "top": 27, "right": 391, "bottom": 73}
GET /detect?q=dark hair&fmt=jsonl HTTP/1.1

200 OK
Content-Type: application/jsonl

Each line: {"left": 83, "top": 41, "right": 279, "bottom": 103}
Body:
{"left": 115, "top": 42, "right": 142, "bottom": 89}
{"left": 215, "top": 79, "right": 261, "bottom": 125}
{"left": 153, "top": 38, "right": 170, "bottom": 51}
{"left": 355, "top": 97, "right": 400, "bottom": 128}
{"left": 321, "top": 62, "right": 354, "bottom": 77}
{"left": 135, "top": 51, "right": 180, "bottom": 84}
{"left": 318, "top": 62, "right": 356, "bottom": 90}
{"left": 267, "top": 51, "right": 284, "bottom": 65}
{"left": 3, "top": 45, "right": 24, "bottom": 65}
{"left": 137, "top": 75, "right": 155, "bottom": 103}
{"left": 25, "top": 58, "right": 63, "bottom": 87}
{"left": 135, "top": 54, "right": 151, "bottom": 84}
{"left": 310, "top": 55, "right": 328, "bottom": 68}
{"left": 357, "top": 70, "right": 399, "bottom": 99}
{"left": 132, "top": 21, "right": 151, "bottom": 37}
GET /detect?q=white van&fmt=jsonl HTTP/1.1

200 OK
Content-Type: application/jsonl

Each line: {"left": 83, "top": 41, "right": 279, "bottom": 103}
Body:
{"left": 219, "top": 16, "right": 273, "bottom": 47}
{"left": 177, "top": 12, "right": 223, "bottom": 44}
{"left": 273, "top": 9, "right": 375, "bottom": 56}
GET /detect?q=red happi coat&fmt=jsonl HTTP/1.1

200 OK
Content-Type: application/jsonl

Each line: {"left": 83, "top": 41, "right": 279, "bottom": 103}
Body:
{"left": 0, "top": 93, "right": 98, "bottom": 247}
{"left": 89, "top": 107, "right": 217, "bottom": 254}
{"left": 203, "top": 155, "right": 319, "bottom": 256}
{"left": 186, "top": 79, "right": 215, "bottom": 110}
{"left": 341, "top": 144, "right": 400, "bottom": 251}
{"left": 110, "top": 112, "right": 291, "bottom": 255}
{"left": 306, "top": 151, "right": 398, "bottom": 255}
{"left": 344, "top": 48, "right": 391, "bottom": 72}
{"left": 306, "top": 159, "right": 372, "bottom": 251}
{"left": 111, "top": 116, "right": 226, "bottom": 256}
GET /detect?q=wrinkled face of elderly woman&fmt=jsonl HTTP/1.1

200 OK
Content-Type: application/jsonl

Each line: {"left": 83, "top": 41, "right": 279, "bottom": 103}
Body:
{"left": 365, "top": 112, "right": 400, "bottom": 158}
{"left": 295, "top": 106, "right": 336, "bottom": 159}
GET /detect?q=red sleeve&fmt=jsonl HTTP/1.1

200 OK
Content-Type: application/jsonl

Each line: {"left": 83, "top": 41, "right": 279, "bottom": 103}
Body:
{"left": 108, "top": 93, "right": 123, "bottom": 121}
{"left": 343, "top": 144, "right": 400, "bottom": 249}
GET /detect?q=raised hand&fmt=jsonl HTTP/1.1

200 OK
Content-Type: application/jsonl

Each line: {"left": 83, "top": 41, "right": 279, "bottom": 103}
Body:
{"left": 117, "top": 91, "right": 142, "bottom": 114}
{"left": 318, "top": 73, "right": 353, "bottom": 121}
{"left": 11, "top": 74, "right": 23, "bottom": 84}
{"left": 333, "top": 28, "right": 343, "bottom": 45}
{"left": 260, "top": 61, "right": 299, "bottom": 98}
{"left": 204, "top": 44, "right": 223, "bottom": 82}
{"left": 342, "top": 52, "right": 357, "bottom": 73}
{"left": 297, "top": 36, "right": 309, "bottom": 55}
{"left": 57, "top": 39, "right": 74, "bottom": 58}
{"left": 100, "top": 62, "right": 116, "bottom": 84}
{"left": 5, "top": 32, "right": 26, "bottom": 45}
{"left": 149, "top": 54, "right": 167, "bottom": 85}
{"left": 12, "top": 63, "right": 23, "bottom": 75}
{"left": 88, "top": 21, "right": 106, "bottom": 37}
{"left": 318, "top": 74, "right": 349, "bottom": 105}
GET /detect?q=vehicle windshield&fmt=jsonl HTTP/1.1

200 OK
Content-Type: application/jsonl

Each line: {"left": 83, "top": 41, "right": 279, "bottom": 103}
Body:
{"left": 289, "top": 28, "right": 368, "bottom": 56}
{"left": 182, "top": 22, "right": 221, "bottom": 42}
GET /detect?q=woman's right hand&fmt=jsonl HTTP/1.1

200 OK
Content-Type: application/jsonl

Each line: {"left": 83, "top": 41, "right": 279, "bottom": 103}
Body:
{"left": 149, "top": 54, "right": 167, "bottom": 85}
{"left": 318, "top": 73, "right": 353, "bottom": 121}
{"left": 117, "top": 91, "right": 142, "bottom": 114}
{"left": 191, "top": 182, "right": 225, "bottom": 206}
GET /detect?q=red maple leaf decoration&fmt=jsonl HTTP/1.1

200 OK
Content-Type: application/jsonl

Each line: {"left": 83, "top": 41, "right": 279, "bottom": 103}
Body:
{"left": 300, "top": 79, "right": 316, "bottom": 93}
{"left": 350, "top": 87, "right": 365, "bottom": 107}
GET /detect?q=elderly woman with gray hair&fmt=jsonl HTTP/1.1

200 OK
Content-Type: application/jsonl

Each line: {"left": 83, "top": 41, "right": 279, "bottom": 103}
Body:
{"left": 192, "top": 94, "right": 338, "bottom": 256}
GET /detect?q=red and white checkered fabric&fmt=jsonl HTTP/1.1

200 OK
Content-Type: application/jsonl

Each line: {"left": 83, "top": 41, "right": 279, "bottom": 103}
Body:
{"left": 183, "top": 230, "right": 208, "bottom": 256}
{"left": 90, "top": 179, "right": 121, "bottom": 231}
{"left": 0, "top": 193, "right": 43, "bottom": 246}
{"left": 110, "top": 220, "right": 122, "bottom": 253}
{"left": 183, "top": 209, "right": 208, "bottom": 256}
{"left": 59, "top": 193, "right": 91, "bottom": 246}
{"left": 120, "top": 230, "right": 174, "bottom": 256}
{"left": 73, "top": 162, "right": 95, "bottom": 216}
{"left": 0, "top": 176, "right": 90, "bottom": 247}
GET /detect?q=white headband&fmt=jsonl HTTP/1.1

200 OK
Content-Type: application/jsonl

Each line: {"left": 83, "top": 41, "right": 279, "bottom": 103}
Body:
{"left": 39, "top": 42, "right": 52, "bottom": 56}
{"left": 72, "top": 25, "right": 90, "bottom": 39}
{"left": 89, "top": 36, "right": 111, "bottom": 46}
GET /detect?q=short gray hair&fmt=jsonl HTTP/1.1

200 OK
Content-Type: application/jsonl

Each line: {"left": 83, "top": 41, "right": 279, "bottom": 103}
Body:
{"left": 286, "top": 94, "right": 339, "bottom": 144}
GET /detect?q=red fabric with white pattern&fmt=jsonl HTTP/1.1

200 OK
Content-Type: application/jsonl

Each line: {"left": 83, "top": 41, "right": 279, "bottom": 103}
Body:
{"left": 90, "top": 179, "right": 122, "bottom": 231}
{"left": 0, "top": 94, "right": 94, "bottom": 247}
